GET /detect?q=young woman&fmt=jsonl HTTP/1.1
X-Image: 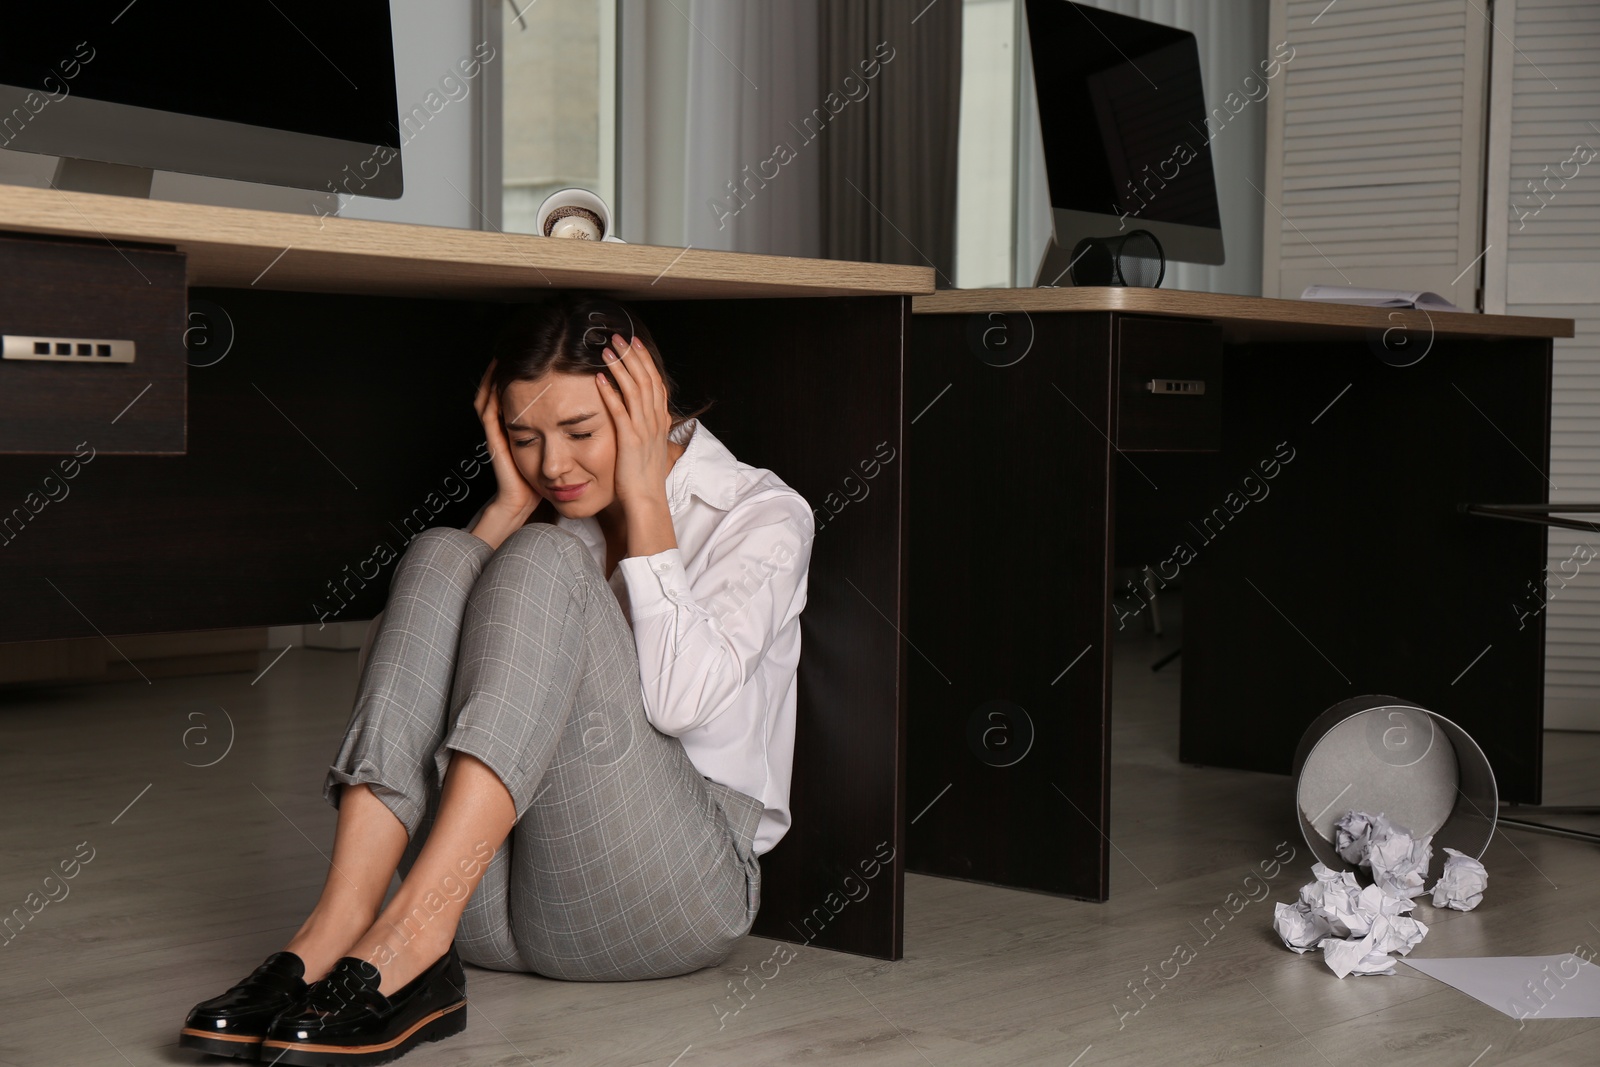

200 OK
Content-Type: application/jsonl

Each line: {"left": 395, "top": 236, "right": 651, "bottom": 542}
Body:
{"left": 178, "top": 295, "right": 814, "bottom": 1065}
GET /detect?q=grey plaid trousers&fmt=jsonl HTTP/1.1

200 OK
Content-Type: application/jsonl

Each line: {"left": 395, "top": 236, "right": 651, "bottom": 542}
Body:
{"left": 322, "top": 523, "right": 764, "bottom": 980}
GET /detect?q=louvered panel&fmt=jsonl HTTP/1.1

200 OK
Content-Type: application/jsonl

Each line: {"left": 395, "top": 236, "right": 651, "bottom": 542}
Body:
{"left": 1526, "top": 285, "right": 1600, "bottom": 723}
{"left": 1285, "top": 112, "right": 1466, "bottom": 138}
{"left": 1290, "top": 38, "right": 1466, "bottom": 71}
{"left": 1273, "top": 207, "right": 1465, "bottom": 228}
{"left": 1289, "top": 85, "right": 1467, "bottom": 120}
{"left": 1509, "top": 237, "right": 1600, "bottom": 255}
{"left": 1284, "top": 156, "right": 1464, "bottom": 182}
{"left": 1285, "top": 169, "right": 1466, "bottom": 192}
{"left": 1290, "top": 69, "right": 1474, "bottom": 99}
{"left": 1263, "top": 0, "right": 1487, "bottom": 303}
{"left": 1507, "top": 0, "right": 1600, "bottom": 262}
{"left": 1286, "top": 137, "right": 1461, "bottom": 165}
{"left": 1546, "top": 687, "right": 1600, "bottom": 705}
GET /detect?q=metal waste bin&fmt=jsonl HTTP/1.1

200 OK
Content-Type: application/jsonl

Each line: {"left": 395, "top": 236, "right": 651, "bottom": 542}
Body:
{"left": 1292, "top": 694, "right": 1497, "bottom": 883}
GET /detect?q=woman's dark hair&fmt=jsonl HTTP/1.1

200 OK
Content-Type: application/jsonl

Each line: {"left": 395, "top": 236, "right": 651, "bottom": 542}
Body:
{"left": 487, "top": 294, "right": 713, "bottom": 432}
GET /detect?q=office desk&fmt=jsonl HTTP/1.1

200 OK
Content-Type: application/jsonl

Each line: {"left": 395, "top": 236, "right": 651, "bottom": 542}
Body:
{"left": 908, "top": 288, "right": 1574, "bottom": 902}
{"left": 0, "top": 186, "right": 934, "bottom": 960}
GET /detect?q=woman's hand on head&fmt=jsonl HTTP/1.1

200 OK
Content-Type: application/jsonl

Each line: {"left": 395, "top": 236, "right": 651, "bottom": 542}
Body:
{"left": 475, "top": 359, "right": 542, "bottom": 517}
{"left": 596, "top": 332, "right": 673, "bottom": 511}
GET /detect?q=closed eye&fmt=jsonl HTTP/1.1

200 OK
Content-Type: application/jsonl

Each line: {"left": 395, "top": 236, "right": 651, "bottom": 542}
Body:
{"left": 513, "top": 432, "right": 594, "bottom": 447}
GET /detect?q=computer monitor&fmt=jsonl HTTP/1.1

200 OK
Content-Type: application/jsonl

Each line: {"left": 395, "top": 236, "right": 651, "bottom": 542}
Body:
{"left": 0, "top": 4, "right": 403, "bottom": 199}
{"left": 1024, "top": 0, "right": 1224, "bottom": 285}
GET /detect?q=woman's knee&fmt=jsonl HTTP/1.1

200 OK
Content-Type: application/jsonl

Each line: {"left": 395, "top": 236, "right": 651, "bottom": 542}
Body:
{"left": 500, "top": 521, "right": 583, "bottom": 554}
{"left": 496, "top": 523, "right": 595, "bottom": 580}
{"left": 402, "top": 526, "right": 492, "bottom": 568}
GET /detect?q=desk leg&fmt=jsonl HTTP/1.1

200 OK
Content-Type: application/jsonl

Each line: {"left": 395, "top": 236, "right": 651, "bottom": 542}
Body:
{"left": 902, "top": 311, "right": 1115, "bottom": 901}
{"left": 640, "top": 295, "right": 910, "bottom": 959}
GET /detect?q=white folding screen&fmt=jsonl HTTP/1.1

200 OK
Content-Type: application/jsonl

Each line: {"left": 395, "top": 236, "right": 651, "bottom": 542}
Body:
{"left": 1261, "top": 0, "right": 1490, "bottom": 308}
{"left": 1483, "top": 0, "right": 1600, "bottom": 731}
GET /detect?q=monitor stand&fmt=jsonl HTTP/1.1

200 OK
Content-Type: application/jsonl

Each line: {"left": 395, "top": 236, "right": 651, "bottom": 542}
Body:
{"left": 51, "top": 157, "right": 154, "bottom": 198}
{"left": 1034, "top": 234, "right": 1090, "bottom": 288}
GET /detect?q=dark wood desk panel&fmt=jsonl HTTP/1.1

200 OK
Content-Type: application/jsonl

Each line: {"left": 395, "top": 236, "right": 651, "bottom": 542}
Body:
{"left": 904, "top": 311, "right": 1114, "bottom": 901}
{"left": 1177, "top": 334, "right": 1552, "bottom": 804}
{"left": 0, "top": 288, "right": 501, "bottom": 638}
{"left": 639, "top": 297, "right": 909, "bottom": 959}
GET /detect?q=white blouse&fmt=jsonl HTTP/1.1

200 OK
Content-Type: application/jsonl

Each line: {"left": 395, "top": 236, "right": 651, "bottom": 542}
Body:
{"left": 555, "top": 417, "right": 812, "bottom": 856}
{"left": 363, "top": 417, "right": 813, "bottom": 856}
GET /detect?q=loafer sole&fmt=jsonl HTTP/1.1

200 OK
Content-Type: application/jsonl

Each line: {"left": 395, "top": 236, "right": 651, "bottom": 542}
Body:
{"left": 260, "top": 999, "right": 466, "bottom": 1067}
{"left": 177, "top": 1027, "right": 264, "bottom": 1059}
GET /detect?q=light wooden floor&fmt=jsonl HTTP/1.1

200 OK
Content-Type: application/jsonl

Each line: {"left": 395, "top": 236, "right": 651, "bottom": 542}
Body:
{"left": 2, "top": 607, "right": 1599, "bottom": 1067}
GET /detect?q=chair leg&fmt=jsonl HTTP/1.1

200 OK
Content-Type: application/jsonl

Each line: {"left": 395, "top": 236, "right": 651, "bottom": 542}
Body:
{"left": 1143, "top": 565, "right": 1163, "bottom": 637}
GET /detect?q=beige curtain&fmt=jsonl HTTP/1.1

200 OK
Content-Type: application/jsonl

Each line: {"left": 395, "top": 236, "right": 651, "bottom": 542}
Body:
{"left": 817, "top": 0, "right": 962, "bottom": 285}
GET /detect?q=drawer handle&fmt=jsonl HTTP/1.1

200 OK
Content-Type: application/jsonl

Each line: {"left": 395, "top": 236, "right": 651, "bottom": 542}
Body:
{"left": 3, "top": 334, "right": 136, "bottom": 364}
{"left": 1146, "top": 377, "right": 1205, "bottom": 396}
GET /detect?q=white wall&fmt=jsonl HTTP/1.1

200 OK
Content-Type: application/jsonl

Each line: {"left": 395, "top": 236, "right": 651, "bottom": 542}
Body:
{"left": 956, "top": 0, "right": 1018, "bottom": 288}
{"left": 341, "top": 0, "right": 499, "bottom": 230}
{"left": 617, "top": 0, "right": 692, "bottom": 246}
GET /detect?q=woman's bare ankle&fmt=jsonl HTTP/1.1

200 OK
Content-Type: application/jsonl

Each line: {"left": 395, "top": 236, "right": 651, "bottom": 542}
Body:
{"left": 285, "top": 902, "right": 381, "bottom": 983}
{"left": 349, "top": 915, "right": 456, "bottom": 997}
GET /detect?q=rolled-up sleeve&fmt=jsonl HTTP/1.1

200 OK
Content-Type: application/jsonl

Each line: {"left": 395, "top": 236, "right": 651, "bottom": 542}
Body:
{"left": 618, "top": 493, "right": 812, "bottom": 736}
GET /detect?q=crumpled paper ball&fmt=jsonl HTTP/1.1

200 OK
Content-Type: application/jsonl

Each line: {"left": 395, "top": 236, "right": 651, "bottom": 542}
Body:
{"left": 1430, "top": 847, "right": 1488, "bottom": 911}
{"left": 1299, "top": 862, "right": 1364, "bottom": 933}
{"left": 1333, "top": 810, "right": 1375, "bottom": 865}
{"left": 1369, "top": 911, "right": 1428, "bottom": 957}
{"left": 1319, "top": 923, "right": 1397, "bottom": 978}
{"left": 1366, "top": 817, "right": 1433, "bottom": 900}
{"left": 1274, "top": 811, "right": 1487, "bottom": 978}
{"left": 1274, "top": 901, "right": 1331, "bottom": 953}
{"left": 1356, "top": 883, "right": 1415, "bottom": 919}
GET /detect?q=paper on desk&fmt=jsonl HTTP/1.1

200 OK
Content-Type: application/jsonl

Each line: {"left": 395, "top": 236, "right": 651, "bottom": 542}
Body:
{"left": 1299, "top": 284, "right": 1460, "bottom": 311}
{"left": 1403, "top": 955, "right": 1600, "bottom": 1019}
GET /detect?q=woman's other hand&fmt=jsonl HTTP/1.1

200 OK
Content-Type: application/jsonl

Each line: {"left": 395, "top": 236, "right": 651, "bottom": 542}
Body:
{"left": 475, "top": 359, "right": 542, "bottom": 518}
{"left": 596, "top": 332, "right": 673, "bottom": 512}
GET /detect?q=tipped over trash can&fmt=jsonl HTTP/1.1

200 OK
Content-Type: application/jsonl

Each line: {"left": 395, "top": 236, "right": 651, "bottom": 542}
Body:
{"left": 1292, "top": 694, "right": 1497, "bottom": 885}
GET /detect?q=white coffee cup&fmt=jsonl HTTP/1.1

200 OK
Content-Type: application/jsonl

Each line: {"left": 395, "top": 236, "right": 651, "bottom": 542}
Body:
{"left": 533, "top": 187, "right": 625, "bottom": 243}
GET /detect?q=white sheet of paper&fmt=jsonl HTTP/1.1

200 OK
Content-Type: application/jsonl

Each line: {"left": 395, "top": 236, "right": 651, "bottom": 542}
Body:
{"left": 1402, "top": 955, "right": 1600, "bottom": 1019}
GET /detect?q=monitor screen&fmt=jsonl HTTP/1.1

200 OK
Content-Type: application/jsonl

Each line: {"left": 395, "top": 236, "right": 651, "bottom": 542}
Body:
{"left": 0, "top": 2, "right": 402, "bottom": 196}
{"left": 1024, "top": 0, "right": 1224, "bottom": 275}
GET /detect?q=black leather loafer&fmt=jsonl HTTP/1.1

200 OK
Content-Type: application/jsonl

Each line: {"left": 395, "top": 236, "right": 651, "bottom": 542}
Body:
{"left": 179, "top": 950, "right": 310, "bottom": 1060}
{"left": 260, "top": 947, "right": 466, "bottom": 1066}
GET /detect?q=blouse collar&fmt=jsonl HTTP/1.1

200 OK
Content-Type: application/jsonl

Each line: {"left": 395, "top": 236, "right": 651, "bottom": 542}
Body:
{"left": 665, "top": 417, "right": 742, "bottom": 514}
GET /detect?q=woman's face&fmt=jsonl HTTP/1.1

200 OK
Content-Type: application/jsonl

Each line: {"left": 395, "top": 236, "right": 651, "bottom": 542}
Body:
{"left": 500, "top": 371, "right": 618, "bottom": 520}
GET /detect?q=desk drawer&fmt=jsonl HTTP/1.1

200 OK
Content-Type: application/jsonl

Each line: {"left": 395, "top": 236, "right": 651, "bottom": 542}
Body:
{"left": 1115, "top": 315, "right": 1222, "bottom": 452}
{"left": 0, "top": 232, "right": 187, "bottom": 454}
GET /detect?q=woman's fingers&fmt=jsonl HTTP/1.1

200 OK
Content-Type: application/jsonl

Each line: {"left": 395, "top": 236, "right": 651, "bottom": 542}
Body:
{"left": 606, "top": 333, "right": 669, "bottom": 433}
{"left": 603, "top": 334, "right": 639, "bottom": 410}
{"left": 474, "top": 359, "right": 496, "bottom": 420}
